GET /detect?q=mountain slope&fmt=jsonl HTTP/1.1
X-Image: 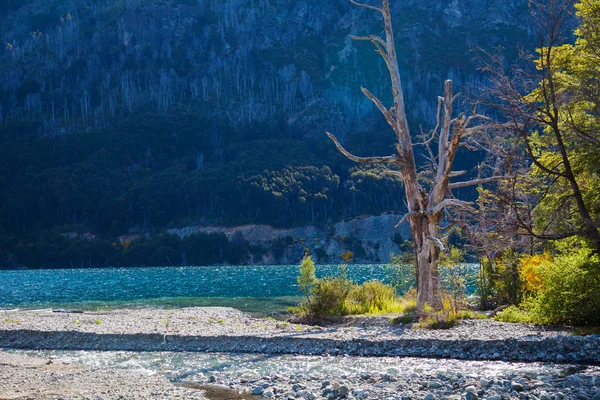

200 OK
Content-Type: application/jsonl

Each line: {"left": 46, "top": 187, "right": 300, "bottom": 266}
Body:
{"left": 0, "top": 0, "right": 531, "bottom": 267}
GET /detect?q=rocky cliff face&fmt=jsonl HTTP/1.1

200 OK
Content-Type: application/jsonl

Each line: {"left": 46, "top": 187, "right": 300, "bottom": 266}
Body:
{"left": 168, "top": 213, "right": 411, "bottom": 264}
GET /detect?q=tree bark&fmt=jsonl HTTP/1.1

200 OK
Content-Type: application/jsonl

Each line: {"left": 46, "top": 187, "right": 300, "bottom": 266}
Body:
{"left": 412, "top": 214, "right": 443, "bottom": 309}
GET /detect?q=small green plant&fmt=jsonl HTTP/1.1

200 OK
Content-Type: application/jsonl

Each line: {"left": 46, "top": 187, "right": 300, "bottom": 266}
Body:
{"left": 494, "top": 304, "right": 535, "bottom": 324}
{"left": 3, "top": 318, "right": 19, "bottom": 324}
{"left": 298, "top": 255, "right": 317, "bottom": 304}
{"left": 73, "top": 319, "right": 81, "bottom": 325}
{"left": 95, "top": 319, "right": 102, "bottom": 325}
{"left": 216, "top": 319, "right": 224, "bottom": 323}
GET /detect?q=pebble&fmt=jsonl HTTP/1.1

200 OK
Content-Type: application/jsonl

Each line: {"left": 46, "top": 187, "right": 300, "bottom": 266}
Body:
{"left": 252, "top": 387, "right": 265, "bottom": 395}
{"left": 465, "top": 392, "right": 479, "bottom": 400}
{"left": 339, "top": 385, "right": 350, "bottom": 397}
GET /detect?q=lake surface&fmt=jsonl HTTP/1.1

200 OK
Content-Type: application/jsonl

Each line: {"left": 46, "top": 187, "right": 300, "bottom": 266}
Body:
{"left": 0, "top": 264, "right": 393, "bottom": 315}
{"left": 0, "top": 264, "right": 478, "bottom": 315}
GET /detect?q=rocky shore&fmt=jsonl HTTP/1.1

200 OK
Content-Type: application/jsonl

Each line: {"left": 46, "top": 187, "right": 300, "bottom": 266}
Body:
{"left": 0, "top": 352, "right": 207, "bottom": 400}
{"left": 1, "top": 307, "right": 600, "bottom": 400}
{"left": 1, "top": 308, "right": 599, "bottom": 364}
{"left": 198, "top": 357, "right": 600, "bottom": 400}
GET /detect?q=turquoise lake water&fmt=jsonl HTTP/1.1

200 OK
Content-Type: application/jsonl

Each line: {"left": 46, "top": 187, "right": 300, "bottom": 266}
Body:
{"left": 0, "top": 264, "right": 478, "bottom": 315}
{"left": 0, "top": 264, "right": 394, "bottom": 315}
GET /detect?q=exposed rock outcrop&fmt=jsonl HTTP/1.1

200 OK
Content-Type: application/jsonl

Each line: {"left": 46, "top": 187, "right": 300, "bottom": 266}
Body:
{"left": 168, "top": 214, "right": 410, "bottom": 264}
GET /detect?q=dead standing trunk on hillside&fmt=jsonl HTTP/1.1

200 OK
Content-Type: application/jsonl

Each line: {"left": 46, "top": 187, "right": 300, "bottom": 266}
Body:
{"left": 327, "top": 0, "right": 507, "bottom": 310}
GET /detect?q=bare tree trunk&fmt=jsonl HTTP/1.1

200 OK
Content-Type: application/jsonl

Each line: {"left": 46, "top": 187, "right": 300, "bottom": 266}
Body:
{"left": 326, "top": 1, "right": 506, "bottom": 310}
{"left": 412, "top": 214, "right": 443, "bottom": 309}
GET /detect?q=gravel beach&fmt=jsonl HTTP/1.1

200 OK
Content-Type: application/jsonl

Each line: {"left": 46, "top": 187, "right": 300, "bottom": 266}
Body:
{"left": 0, "top": 352, "right": 207, "bottom": 400}
{"left": 1, "top": 307, "right": 599, "bottom": 363}
{"left": 1, "top": 307, "right": 600, "bottom": 400}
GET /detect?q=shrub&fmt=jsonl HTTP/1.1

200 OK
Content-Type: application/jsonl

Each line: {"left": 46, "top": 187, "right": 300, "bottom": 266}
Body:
{"left": 494, "top": 303, "right": 535, "bottom": 324}
{"left": 532, "top": 249, "right": 600, "bottom": 326}
{"left": 346, "top": 281, "right": 401, "bottom": 314}
{"left": 307, "top": 275, "right": 354, "bottom": 317}
{"left": 519, "top": 252, "right": 553, "bottom": 294}
{"left": 493, "top": 250, "right": 524, "bottom": 306}
{"left": 477, "top": 256, "right": 496, "bottom": 310}
{"left": 495, "top": 244, "right": 600, "bottom": 327}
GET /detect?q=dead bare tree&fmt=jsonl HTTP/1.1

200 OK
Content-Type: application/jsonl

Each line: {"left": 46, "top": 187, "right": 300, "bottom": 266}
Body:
{"left": 326, "top": 0, "right": 508, "bottom": 310}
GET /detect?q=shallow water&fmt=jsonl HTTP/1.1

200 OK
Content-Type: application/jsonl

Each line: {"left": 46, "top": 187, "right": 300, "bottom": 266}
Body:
{"left": 11, "top": 349, "right": 596, "bottom": 382}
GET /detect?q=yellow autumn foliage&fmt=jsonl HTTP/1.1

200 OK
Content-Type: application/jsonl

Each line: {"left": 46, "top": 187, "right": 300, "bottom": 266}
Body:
{"left": 519, "top": 253, "right": 553, "bottom": 294}
{"left": 340, "top": 251, "right": 354, "bottom": 264}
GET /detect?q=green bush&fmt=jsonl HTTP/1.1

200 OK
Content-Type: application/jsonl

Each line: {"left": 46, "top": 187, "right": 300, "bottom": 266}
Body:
{"left": 307, "top": 275, "right": 354, "bottom": 317}
{"left": 494, "top": 303, "right": 535, "bottom": 324}
{"left": 533, "top": 249, "right": 600, "bottom": 326}
{"left": 495, "top": 246, "right": 600, "bottom": 327}
{"left": 292, "top": 257, "right": 419, "bottom": 319}
{"left": 346, "top": 281, "right": 401, "bottom": 314}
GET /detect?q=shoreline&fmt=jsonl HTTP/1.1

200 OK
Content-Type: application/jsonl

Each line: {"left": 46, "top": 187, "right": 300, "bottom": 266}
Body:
{"left": 1, "top": 307, "right": 599, "bottom": 364}
{"left": 0, "top": 352, "right": 208, "bottom": 400}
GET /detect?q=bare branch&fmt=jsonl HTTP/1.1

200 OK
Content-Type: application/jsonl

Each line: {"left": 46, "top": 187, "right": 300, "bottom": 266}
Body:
{"left": 349, "top": 34, "right": 386, "bottom": 48}
{"left": 459, "top": 142, "right": 479, "bottom": 151}
{"left": 463, "top": 114, "right": 491, "bottom": 128}
{"left": 427, "top": 199, "right": 475, "bottom": 216}
{"left": 395, "top": 210, "right": 420, "bottom": 228}
{"left": 383, "top": 170, "right": 404, "bottom": 180}
{"left": 450, "top": 170, "right": 468, "bottom": 177}
{"left": 326, "top": 132, "right": 399, "bottom": 164}
{"left": 448, "top": 176, "right": 510, "bottom": 190}
{"left": 428, "top": 236, "right": 446, "bottom": 252}
{"left": 349, "top": 35, "right": 392, "bottom": 71}
{"left": 349, "top": 0, "right": 383, "bottom": 13}
{"left": 361, "top": 87, "right": 396, "bottom": 130}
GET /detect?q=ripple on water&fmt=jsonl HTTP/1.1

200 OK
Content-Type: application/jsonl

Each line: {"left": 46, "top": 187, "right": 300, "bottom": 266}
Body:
{"left": 0, "top": 264, "right": 480, "bottom": 314}
{"left": 9, "top": 350, "right": 598, "bottom": 383}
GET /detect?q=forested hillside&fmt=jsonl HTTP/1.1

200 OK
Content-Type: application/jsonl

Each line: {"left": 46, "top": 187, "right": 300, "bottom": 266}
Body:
{"left": 0, "top": 0, "right": 533, "bottom": 267}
